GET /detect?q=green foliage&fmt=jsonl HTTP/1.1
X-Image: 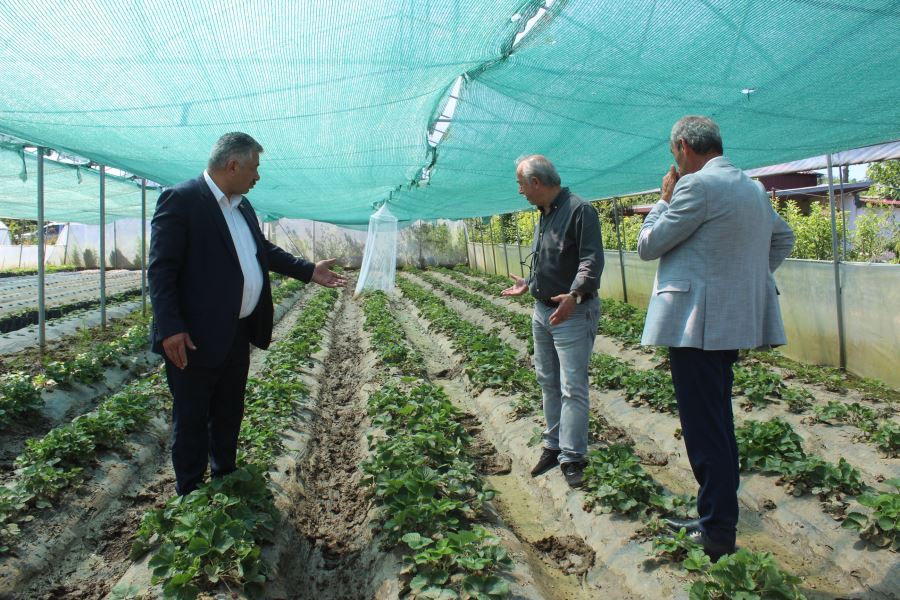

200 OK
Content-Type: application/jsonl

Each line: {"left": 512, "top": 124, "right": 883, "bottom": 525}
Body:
{"left": 733, "top": 363, "right": 783, "bottom": 409}
{"left": 777, "top": 199, "right": 837, "bottom": 261}
{"left": 416, "top": 270, "right": 534, "bottom": 354}
{"left": 0, "top": 372, "right": 43, "bottom": 428}
{"left": 404, "top": 527, "right": 512, "bottom": 599}
{"left": 777, "top": 457, "right": 866, "bottom": 498}
{"left": 363, "top": 381, "right": 491, "bottom": 544}
{"left": 737, "top": 418, "right": 868, "bottom": 501}
{"left": 847, "top": 207, "right": 899, "bottom": 262}
{"left": 688, "top": 549, "right": 807, "bottom": 599}
{"left": 599, "top": 297, "right": 647, "bottom": 347}
{"left": 0, "top": 373, "right": 167, "bottom": 554}
{"left": 582, "top": 444, "right": 687, "bottom": 517}
{"left": 842, "top": 479, "right": 900, "bottom": 551}
{"left": 735, "top": 419, "right": 805, "bottom": 473}
{"left": 651, "top": 526, "right": 703, "bottom": 564}
{"left": 363, "top": 379, "right": 510, "bottom": 598}
{"left": 134, "top": 467, "right": 277, "bottom": 600}
{"left": 866, "top": 159, "right": 900, "bottom": 200}
{"left": 622, "top": 368, "right": 677, "bottom": 414}
{"left": 361, "top": 290, "right": 426, "bottom": 377}
{"left": 397, "top": 277, "right": 541, "bottom": 415}
{"left": 270, "top": 277, "right": 304, "bottom": 305}
{"left": 590, "top": 353, "right": 634, "bottom": 390}
{"left": 871, "top": 421, "right": 900, "bottom": 458}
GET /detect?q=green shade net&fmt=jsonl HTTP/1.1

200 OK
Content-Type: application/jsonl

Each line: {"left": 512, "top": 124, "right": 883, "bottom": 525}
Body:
{"left": 0, "top": 0, "right": 898, "bottom": 225}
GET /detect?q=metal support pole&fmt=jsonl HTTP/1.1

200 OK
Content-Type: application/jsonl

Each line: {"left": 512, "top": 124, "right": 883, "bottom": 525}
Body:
{"left": 100, "top": 165, "right": 107, "bottom": 328}
{"left": 141, "top": 179, "right": 147, "bottom": 316}
{"left": 312, "top": 221, "right": 317, "bottom": 262}
{"left": 62, "top": 221, "right": 70, "bottom": 265}
{"left": 612, "top": 198, "right": 628, "bottom": 304}
{"left": 37, "top": 148, "right": 46, "bottom": 351}
{"left": 838, "top": 166, "right": 848, "bottom": 260}
{"left": 479, "top": 225, "right": 488, "bottom": 274}
{"left": 463, "top": 219, "right": 478, "bottom": 268}
{"left": 488, "top": 218, "right": 499, "bottom": 275}
{"left": 469, "top": 220, "right": 479, "bottom": 270}
{"left": 826, "top": 154, "right": 846, "bottom": 370}
{"left": 502, "top": 236, "right": 510, "bottom": 277}
{"left": 112, "top": 219, "right": 118, "bottom": 269}
{"left": 515, "top": 213, "right": 524, "bottom": 278}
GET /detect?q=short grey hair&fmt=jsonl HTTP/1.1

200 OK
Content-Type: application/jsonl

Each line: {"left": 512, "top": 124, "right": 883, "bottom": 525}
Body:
{"left": 670, "top": 116, "right": 723, "bottom": 155}
{"left": 516, "top": 154, "right": 561, "bottom": 186}
{"left": 208, "top": 132, "right": 264, "bottom": 170}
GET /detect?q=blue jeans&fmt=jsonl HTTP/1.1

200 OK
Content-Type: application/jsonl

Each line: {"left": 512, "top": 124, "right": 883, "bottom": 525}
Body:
{"left": 532, "top": 297, "right": 599, "bottom": 464}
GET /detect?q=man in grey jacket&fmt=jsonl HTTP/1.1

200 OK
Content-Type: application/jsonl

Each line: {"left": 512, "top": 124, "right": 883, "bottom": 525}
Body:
{"left": 502, "top": 155, "right": 603, "bottom": 489}
{"left": 638, "top": 116, "right": 794, "bottom": 559}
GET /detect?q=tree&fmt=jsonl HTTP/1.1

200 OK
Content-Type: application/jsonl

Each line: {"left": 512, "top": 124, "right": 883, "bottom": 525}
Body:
{"left": 866, "top": 159, "right": 900, "bottom": 199}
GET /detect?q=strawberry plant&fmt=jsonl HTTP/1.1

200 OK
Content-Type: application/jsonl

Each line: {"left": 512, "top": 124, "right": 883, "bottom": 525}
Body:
{"left": 0, "top": 372, "right": 43, "bottom": 428}
{"left": 735, "top": 419, "right": 805, "bottom": 472}
{"left": 397, "top": 278, "right": 541, "bottom": 413}
{"left": 416, "top": 270, "right": 534, "bottom": 354}
{"left": 582, "top": 443, "right": 688, "bottom": 517}
{"left": 590, "top": 353, "right": 635, "bottom": 390}
{"left": 621, "top": 368, "right": 677, "bottom": 413}
{"left": 402, "top": 527, "right": 512, "bottom": 599}
{"left": 841, "top": 479, "right": 900, "bottom": 551}
{"left": 651, "top": 525, "right": 703, "bottom": 563}
{"left": 361, "top": 290, "right": 426, "bottom": 376}
{"left": 134, "top": 466, "right": 277, "bottom": 600}
{"left": 733, "top": 362, "right": 783, "bottom": 410}
{"left": 871, "top": 421, "right": 900, "bottom": 457}
{"left": 688, "top": 549, "right": 807, "bottom": 599}
{"left": 777, "top": 457, "right": 866, "bottom": 498}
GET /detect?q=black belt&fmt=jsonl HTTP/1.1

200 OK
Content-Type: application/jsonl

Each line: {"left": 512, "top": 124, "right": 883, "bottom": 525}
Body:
{"left": 539, "top": 293, "right": 593, "bottom": 308}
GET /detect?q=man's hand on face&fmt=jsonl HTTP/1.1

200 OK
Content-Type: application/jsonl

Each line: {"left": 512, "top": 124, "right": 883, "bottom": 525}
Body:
{"left": 661, "top": 165, "right": 679, "bottom": 203}
{"left": 548, "top": 292, "right": 577, "bottom": 326}
{"left": 162, "top": 332, "right": 197, "bottom": 370}
{"left": 500, "top": 274, "right": 528, "bottom": 297}
{"left": 311, "top": 258, "right": 348, "bottom": 288}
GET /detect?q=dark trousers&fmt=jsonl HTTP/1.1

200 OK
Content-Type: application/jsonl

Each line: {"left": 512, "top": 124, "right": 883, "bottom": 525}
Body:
{"left": 165, "top": 320, "right": 250, "bottom": 495}
{"left": 668, "top": 347, "right": 740, "bottom": 545}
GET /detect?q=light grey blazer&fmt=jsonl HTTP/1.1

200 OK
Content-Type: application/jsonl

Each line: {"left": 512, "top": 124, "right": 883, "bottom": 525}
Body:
{"left": 637, "top": 156, "right": 795, "bottom": 350}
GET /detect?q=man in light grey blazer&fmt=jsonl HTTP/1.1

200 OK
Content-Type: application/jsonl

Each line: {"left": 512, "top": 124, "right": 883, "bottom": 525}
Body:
{"left": 637, "top": 116, "right": 794, "bottom": 559}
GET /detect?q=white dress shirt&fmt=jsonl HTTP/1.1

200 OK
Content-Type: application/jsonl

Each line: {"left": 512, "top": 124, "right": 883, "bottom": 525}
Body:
{"left": 204, "top": 171, "right": 264, "bottom": 319}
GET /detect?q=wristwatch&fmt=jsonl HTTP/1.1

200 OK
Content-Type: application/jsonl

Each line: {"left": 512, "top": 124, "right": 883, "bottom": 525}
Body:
{"left": 569, "top": 291, "right": 582, "bottom": 305}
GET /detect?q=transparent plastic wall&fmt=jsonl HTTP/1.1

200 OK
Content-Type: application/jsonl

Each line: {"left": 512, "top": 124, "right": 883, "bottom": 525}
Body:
{"left": 473, "top": 245, "right": 900, "bottom": 389}
{"left": 0, "top": 219, "right": 149, "bottom": 269}
{"left": 273, "top": 218, "right": 468, "bottom": 268}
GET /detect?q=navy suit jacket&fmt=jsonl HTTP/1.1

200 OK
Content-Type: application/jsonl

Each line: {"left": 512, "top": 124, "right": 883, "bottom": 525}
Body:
{"left": 148, "top": 175, "right": 314, "bottom": 367}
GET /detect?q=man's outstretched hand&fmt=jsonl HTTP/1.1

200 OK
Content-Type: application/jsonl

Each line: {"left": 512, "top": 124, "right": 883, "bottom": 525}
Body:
{"left": 500, "top": 274, "right": 528, "bottom": 297}
{"left": 311, "top": 258, "right": 348, "bottom": 288}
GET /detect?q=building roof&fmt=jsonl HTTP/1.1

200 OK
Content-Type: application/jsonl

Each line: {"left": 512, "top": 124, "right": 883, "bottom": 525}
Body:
{"left": 773, "top": 181, "right": 873, "bottom": 198}
{"left": 746, "top": 141, "right": 900, "bottom": 177}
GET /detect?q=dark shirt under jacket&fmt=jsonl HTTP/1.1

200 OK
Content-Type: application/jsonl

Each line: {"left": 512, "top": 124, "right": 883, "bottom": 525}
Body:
{"left": 527, "top": 187, "right": 604, "bottom": 302}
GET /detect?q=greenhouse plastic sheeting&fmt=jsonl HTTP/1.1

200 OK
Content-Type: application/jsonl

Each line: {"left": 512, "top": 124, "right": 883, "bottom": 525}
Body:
{"left": 1, "top": 1, "right": 899, "bottom": 225}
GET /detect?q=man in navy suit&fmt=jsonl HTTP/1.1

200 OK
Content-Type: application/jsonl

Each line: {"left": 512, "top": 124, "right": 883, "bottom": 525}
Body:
{"left": 149, "top": 132, "right": 346, "bottom": 495}
{"left": 638, "top": 116, "right": 794, "bottom": 559}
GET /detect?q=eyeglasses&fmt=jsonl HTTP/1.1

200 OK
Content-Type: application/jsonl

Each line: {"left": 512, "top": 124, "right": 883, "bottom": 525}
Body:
{"left": 520, "top": 249, "right": 536, "bottom": 277}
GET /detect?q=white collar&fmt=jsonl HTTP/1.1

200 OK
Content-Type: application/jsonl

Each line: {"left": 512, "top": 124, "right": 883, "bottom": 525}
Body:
{"left": 204, "top": 170, "right": 242, "bottom": 209}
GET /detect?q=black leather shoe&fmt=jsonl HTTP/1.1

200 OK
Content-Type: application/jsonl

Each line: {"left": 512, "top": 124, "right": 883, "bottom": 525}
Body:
{"left": 530, "top": 448, "right": 561, "bottom": 477}
{"left": 663, "top": 517, "right": 701, "bottom": 532}
{"left": 561, "top": 461, "right": 587, "bottom": 489}
{"left": 687, "top": 530, "right": 736, "bottom": 561}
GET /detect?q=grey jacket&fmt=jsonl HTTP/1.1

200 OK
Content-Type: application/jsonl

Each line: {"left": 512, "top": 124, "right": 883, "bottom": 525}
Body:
{"left": 637, "top": 156, "right": 795, "bottom": 350}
